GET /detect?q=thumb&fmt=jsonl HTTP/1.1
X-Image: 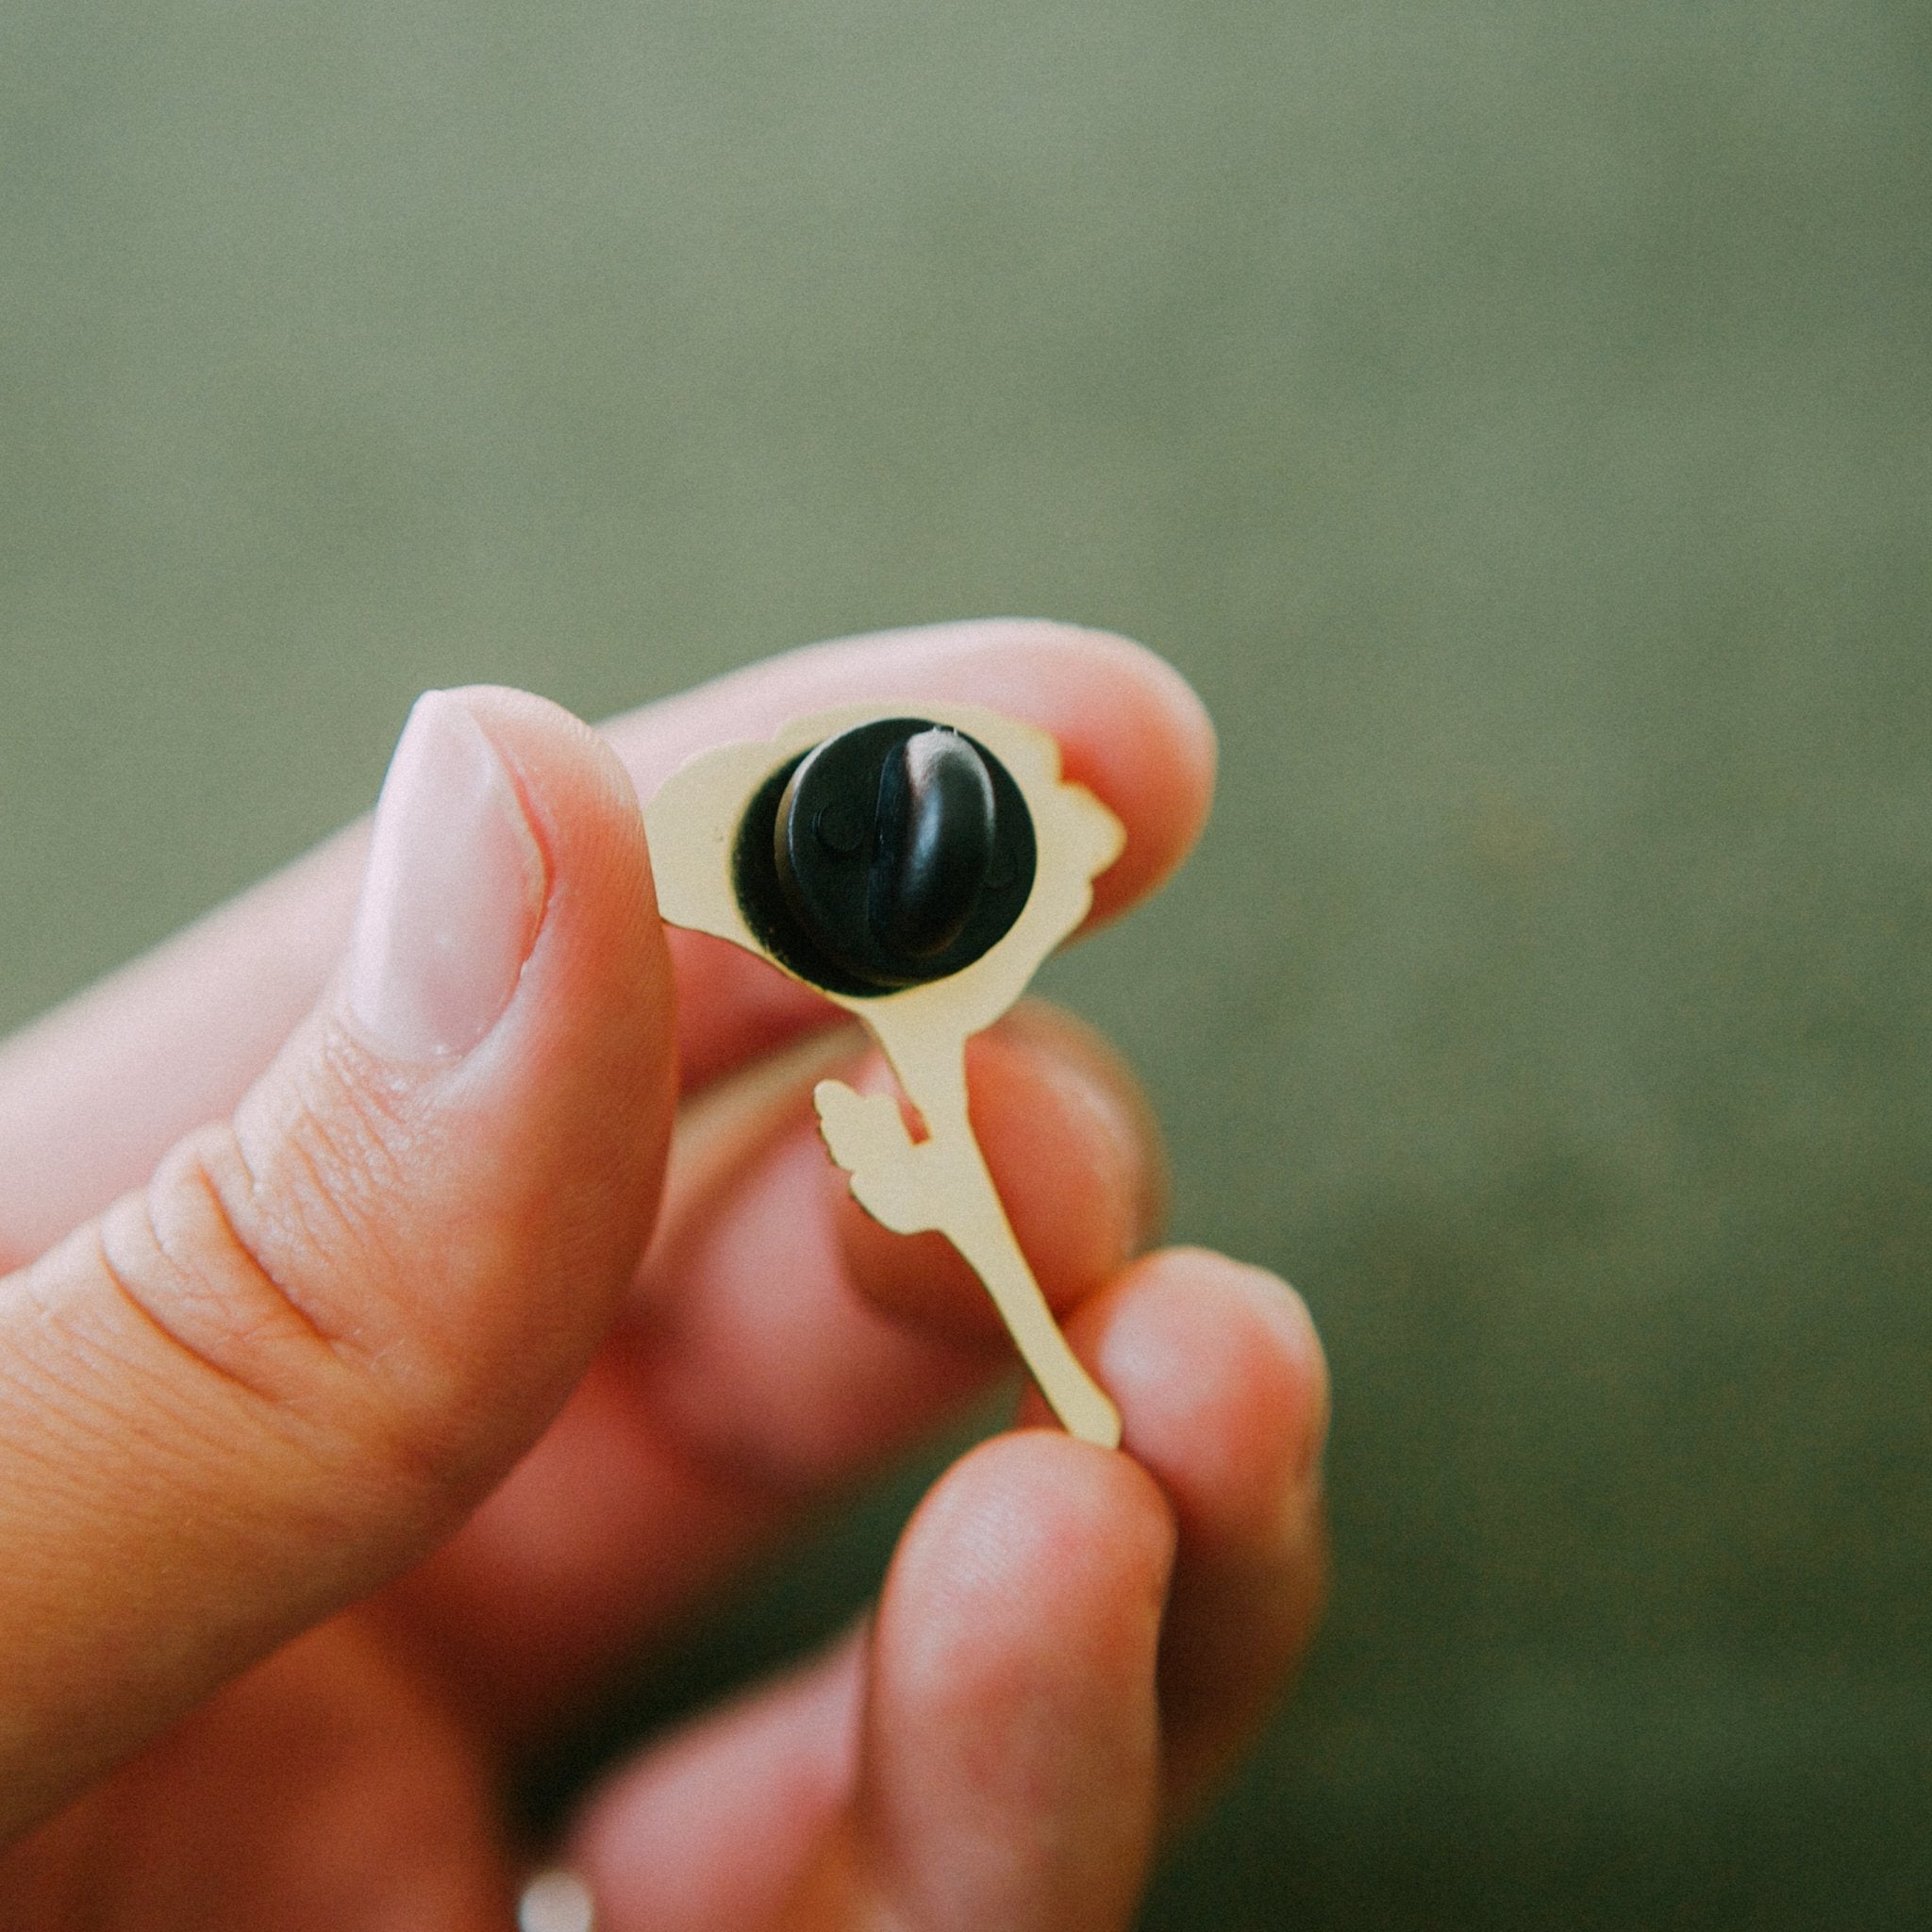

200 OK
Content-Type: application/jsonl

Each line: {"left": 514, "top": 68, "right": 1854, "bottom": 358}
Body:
{"left": 0, "top": 687, "right": 673, "bottom": 1841}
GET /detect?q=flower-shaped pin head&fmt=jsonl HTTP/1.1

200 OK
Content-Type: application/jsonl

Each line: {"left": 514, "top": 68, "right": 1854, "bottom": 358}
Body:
{"left": 643, "top": 702, "right": 1127, "bottom": 1447}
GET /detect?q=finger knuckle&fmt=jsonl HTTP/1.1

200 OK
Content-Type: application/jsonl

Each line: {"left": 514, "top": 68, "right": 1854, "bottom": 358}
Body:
{"left": 96, "top": 1110, "right": 448, "bottom": 1510}
{"left": 104, "top": 1124, "right": 358, "bottom": 1417}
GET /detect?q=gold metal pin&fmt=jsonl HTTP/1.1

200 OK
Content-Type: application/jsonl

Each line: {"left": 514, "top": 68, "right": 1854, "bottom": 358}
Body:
{"left": 644, "top": 702, "right": 1125, "bottom": 1448}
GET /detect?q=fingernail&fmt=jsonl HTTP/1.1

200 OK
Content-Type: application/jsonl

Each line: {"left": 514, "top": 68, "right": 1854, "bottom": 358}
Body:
{"left": 518, "top": 1870, "right": 596, "bottom": 1932}
{"left": 345, "top": 691, "right": 547, "bottom": 1060}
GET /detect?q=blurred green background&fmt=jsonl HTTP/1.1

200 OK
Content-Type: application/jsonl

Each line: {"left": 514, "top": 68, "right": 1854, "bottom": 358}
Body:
{"left": 3, "top": 2, "right": 1928, "bottom": 1924}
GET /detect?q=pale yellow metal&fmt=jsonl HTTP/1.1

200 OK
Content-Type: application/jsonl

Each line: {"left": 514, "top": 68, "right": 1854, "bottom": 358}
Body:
{"left": 642, "top": 702, "right": 1126, "bottom": 1449}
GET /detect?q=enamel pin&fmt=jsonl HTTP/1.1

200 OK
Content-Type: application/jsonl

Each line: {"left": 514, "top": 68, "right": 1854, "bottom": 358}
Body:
{"left": 644, "top": 703, "right": 1125, "bottom": 1448}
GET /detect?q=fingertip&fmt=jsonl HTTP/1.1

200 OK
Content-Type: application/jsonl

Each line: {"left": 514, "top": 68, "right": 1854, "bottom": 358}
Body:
{"left": 904, "top": 619, "right": 1217, "bottom": 927}
{"left": 883, "top": 1430, "right": 1176, "bottom": 1648}
{"left": 435, "top": 680, "right": 675, "bottom": 1132}
{"left": 1108, "top": 1250, "right": 1328, "bottom": 1536}
{"left": 998, "top": 623, "right": 1219, "bottom": 924}
{"left": 858, "top": 1429, "right": 1174, "bottom": 1932}
{"left": 1021, "top": 1247, "right": 1328, "bottom": 1556}
{"left": 442, "top": 685, "right": 656, "bottom": 903}
{"left": 1008, "top": 1251, "right": 1333, "bottom": 1811}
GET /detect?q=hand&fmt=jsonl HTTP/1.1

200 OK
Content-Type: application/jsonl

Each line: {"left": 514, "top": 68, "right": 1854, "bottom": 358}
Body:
{"left": 0, "top": 622, "right": 1328, "bottom": 1931}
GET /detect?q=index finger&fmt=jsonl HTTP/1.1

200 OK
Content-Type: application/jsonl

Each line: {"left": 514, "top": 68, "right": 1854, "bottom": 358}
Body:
{"left": 0, "top": 621, "right": 1214, "bottom": 1264}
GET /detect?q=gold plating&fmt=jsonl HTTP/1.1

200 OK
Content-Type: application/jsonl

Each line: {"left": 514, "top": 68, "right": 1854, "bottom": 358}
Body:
{"left": 643, "top": 703, "right": 1125, "bottom": 1448}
